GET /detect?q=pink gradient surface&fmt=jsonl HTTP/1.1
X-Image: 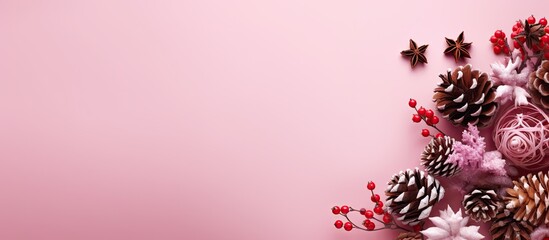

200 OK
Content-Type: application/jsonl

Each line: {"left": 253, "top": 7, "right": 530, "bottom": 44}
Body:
{"left": 0, "top": 1, "right": 547, "bottom": 239}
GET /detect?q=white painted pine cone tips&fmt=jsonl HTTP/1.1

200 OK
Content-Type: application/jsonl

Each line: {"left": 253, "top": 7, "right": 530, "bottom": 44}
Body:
{"left": 463, "top": 189, "right": 501, "bottom": 222}
{"left": 385, "top": 168, "right": 445, "bottom": 226}
{"left": 506, "top": 171, "right": 549, "bottom": 226}
{"left": 433, "top": 64, "right": 498, "bottom": 128}
{"left": 421, "top": 136, "right": 460, "bottom": 177}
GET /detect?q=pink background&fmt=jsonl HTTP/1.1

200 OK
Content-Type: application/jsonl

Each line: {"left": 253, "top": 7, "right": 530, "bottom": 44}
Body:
{"left": 0, "top": 1, "right": 547, "bottom": 239}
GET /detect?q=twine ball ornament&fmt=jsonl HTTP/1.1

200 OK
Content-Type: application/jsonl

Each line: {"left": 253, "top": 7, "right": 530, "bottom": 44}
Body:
{"left": 493, "top": 103, "right": 549, "bottom": 170}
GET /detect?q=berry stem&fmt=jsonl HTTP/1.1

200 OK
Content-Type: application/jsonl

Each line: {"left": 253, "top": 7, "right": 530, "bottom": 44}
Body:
{"left": 414, "top": 107, "right": 447, "bottom": 136}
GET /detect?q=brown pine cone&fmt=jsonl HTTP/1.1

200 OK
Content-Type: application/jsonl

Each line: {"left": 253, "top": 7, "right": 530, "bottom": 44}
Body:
{"left": 528, "top": 60, "right": 549, "bottom": 109}
{"left": 490, "top": 209, "right": 534, "bottom": 240}
{"left": 385, "top": 168, "right": 445, "bottom": 226}
{"left": 421, "top": 136, "right": 460, "bottom": 177}
{"left": 433, "top": 64, "right": 498, "bottom": 128}
{"left": 505, "top": 171, "right": 549, "bottom": 225}
{"left": 463, "top": 189, "right": 501, "bottom": 222}
{"left": 396, "top": 232, "right": 422, "bottom": 240}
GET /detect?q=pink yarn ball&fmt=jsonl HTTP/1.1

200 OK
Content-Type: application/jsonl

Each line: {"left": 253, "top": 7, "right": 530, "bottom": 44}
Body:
{"left": 493, "top": 103, "right": 549, "bottom": 170}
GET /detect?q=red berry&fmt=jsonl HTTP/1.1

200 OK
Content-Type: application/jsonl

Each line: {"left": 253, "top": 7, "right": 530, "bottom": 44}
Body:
{"left": 359, "top": 208, "right": 366, "bottom": 215}
{"left": 516, "top": 22, "right": 523, "bottom": 28}
{"left": 367, "top": 181, "right": 376, "bottom": 190}
{"left": 511, "top": 32, "right": 518, "bottom": 38}
{"left": 417, "top": 107, "right": 426, "bottom": 116}
{"left": 431, "top": 116, "right": 439, "bottom": 124}
{"left": 332, "top": 206, "right": 341, "bottom": 214}
{"left": 376, "top": 201, "right": 384, "bottom": 208}
{"left": 541, "top": 17, "right": 548, "bottom": 26}
{"left": 421, "top": 129, "right": 430, "bottom": 137}
{"left": 366, "top": 222, "right": 375, "bottom": 230}
{"left": 374, "top": 206, "right": 384, "bottom": 215}
{"left": 413, "top": 224, "right": 422, "bottom": 232}
{"left": 497, "top": 38, "right": 505, "bottom": 46}
{"left": 425, "top": 109, "right": 434, "bottom": 118}
{"left": 494, "top": 30, "right": 504, "bottom": 38}
{"left": 546, "top": 27, "right": 549, "bottom": 34}
{"left": 371, "top": 194, "right": 380, "bottom": 202}
{"left": 435, "top": 133, "right": 444, "bottom": 138}
{"left": 490, "top": 35, "right": 497, "bottom": 43}
{"left": 503, "top": 46, "right": 510, "bottom": 55}
{"left": 528, "top": 15, "right": 536, "bottom": 24}
{"left": 513, "top": 25, "right": 519, "bottom": 31}
{"left": 426, "top": 117, "right": 433, "bottom": 125}
{"left": 514, "top": 40, "right": 521, "bottom": 49}
{"left": 334, "top": 220, "right": 343, "bottom": 229}
{"left": 344, "top": 222, "right": 353, "bottom": 231}
{"left": 408, "top": 99, "right": 417, "bottom": 108}
{"left": 493, "top": 45, "right": 502, "bottom": 54}
{"left": 364, "top": 210, "right": 374, "bottom": 219}
{"left": 340, "top": 205, "right": 349, "bottom": 214}
{"left": 363, "top": 219, "right": 371, "bottom": 227}
{"left": 382, "top": 214, "right": 392, "bottom": 223}
{"left": 542, "top": 35, "right": 549, "bottom": 44}
{"left": 544, "top": 51, "right": 549, "bottom": 59}
{"left": 412, "top": 114, "right": 421, "bottom": 123}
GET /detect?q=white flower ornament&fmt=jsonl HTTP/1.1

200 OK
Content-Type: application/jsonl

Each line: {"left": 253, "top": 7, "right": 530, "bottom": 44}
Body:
{"left": 421, "top": 205, "right": 484, "bottom": 240}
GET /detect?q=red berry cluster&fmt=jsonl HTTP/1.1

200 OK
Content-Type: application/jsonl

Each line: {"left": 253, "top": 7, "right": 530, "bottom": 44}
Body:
{"left": 491, "top": 15, "right": 549, "bottom": 60}
{"left": 489, "top": 30, "right": 510, "bottom": 55}
{"left": 408, "top": 99, "right": 444, "bottom": 138}
{"left": 331, "top": 181, "right": 413, "bottom": 233}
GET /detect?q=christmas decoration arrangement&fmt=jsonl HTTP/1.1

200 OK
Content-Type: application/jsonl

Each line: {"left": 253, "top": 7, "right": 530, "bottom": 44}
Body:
{"left": 332, "top": 15, "right": 549, "bottom": 240}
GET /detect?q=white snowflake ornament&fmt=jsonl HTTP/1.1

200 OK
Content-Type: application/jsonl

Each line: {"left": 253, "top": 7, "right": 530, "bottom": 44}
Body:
{"left": 490, "top": 49, "right": 532, "bottom": 106}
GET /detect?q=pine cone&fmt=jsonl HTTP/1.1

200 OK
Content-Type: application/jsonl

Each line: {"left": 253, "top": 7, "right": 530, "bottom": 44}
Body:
{"left": 490, "top": 209, "right": 534, "bottom": 240}
{"left": 420, "top": 136, "right": 460, "bottom": 177}
{"left": 463, "top": 189, "right": 501, "bottom": 222}
{"left": 396, "top": 232, "right": 422, "bottom": 240}
{"left": 505, "top": 171, "right": 549, "bottom": 225}
{"left": 385, "top": 168, "right": 445, "bottom": 226}
{"left": 433, "top": 64, "right": 498, "bottom": 128}
{"left": 528, "top": 60, "right": 549, "bottom": 110}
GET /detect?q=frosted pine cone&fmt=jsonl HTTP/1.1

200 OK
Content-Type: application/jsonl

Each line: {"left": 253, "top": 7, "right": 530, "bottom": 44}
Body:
{"left": 463, "top": 189, "right": 501, "bottom": 222}
{"left": 420, "top": 136, "right": 460, "bottom": 177}
{"left": 506, "top": 171, "right": 549, "bottom": 225}
{"left": 529, "top": 60, "right": 549, "bottom": 110}
{"left": 385, "top": 168, "right": 445, "bottom": 226}
{"left": 433, "top": 64, "right": 498, "bottom": 128}
{"left": 490, "top": 209, "right": 534, "bottom": 240}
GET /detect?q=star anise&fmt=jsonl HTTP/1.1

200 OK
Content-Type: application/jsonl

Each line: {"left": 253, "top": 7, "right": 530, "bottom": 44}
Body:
{"left": 517, "top": 20, "right": 545, "bottom": 49}
{"left": 401, "top": 39, "right": 428, "bottom": 68}
{"left": 444, "top": 31, "right": 472, "bottom": 62}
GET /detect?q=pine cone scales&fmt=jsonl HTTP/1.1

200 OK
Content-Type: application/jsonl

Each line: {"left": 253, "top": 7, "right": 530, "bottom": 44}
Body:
{"left": 528, "top": 60, "right": 549, "bottom": 109}
{"left": 385, "top": 168, "right": 445, "bottom": 226}
{"left": 490, "top": 209, "right": 534, "bottom": 240}
{"left": 463, "top": 189, "right": 501, "bottom": 222}
{"left": 433, "top": 64, "right": 498, "bottom": 128}
{"left": 505, "top": 171, "right": 549, "bottom": 225}
{"left": 396, "top": 232, "right": 422, "bottom": 240}
{"left": 421, "top": 136, "right": 460, "bottom": 177}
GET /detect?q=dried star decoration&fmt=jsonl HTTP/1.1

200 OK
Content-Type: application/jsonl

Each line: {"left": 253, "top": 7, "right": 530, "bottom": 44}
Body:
{"left": 444, "top": 31, "right": 472, "bottom": 62}
{"left": 517, "top": 20, "right": 545, "bottom": 49}
{"left": 401, "top": 39, "right": 428, "bottom": 68}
